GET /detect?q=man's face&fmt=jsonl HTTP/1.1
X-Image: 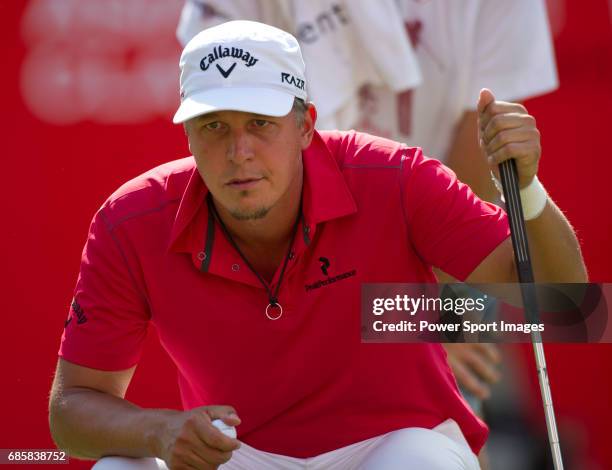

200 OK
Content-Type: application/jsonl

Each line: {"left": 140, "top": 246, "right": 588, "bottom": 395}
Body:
{"left": 185, "top": 105, "right": 314, "bottom": 221}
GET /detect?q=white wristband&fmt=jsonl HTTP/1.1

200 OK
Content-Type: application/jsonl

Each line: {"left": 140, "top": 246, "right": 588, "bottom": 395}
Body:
{"left": 491, "top": 173, "right": 548, "bottom": 221}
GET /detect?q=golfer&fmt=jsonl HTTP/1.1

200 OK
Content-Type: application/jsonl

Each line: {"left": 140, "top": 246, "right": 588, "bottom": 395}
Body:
{"left": 49, "top": 21, "right": 586, "bottom": 470}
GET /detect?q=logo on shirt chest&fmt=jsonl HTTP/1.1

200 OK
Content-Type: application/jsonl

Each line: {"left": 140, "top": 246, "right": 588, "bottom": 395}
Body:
{"left": 304, "top": 256, "right": 356, "bottom": 292}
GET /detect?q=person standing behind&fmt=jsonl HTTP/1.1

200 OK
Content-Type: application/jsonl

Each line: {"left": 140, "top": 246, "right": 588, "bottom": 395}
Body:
{"left": 354, "top": 0, "right": 558, "bottom": 203}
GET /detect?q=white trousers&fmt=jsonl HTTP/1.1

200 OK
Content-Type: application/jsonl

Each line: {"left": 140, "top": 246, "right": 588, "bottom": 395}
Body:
{"left": 92, "top": 419, "right": 480, "bottom": 470}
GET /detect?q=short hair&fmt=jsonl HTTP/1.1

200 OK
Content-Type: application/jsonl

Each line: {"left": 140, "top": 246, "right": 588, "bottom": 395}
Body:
{"left": 292, "top": 97, "right": 308, "bottom": 128}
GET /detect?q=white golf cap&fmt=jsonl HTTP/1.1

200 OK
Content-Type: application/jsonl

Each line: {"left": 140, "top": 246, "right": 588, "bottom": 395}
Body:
{"left": 173, "top": 20, "right": 307, "bottom": 124}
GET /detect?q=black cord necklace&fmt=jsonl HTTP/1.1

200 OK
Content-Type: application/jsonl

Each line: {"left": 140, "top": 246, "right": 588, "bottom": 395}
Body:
{"left": 207, "top": 195, "right": 301, "bottom": 320}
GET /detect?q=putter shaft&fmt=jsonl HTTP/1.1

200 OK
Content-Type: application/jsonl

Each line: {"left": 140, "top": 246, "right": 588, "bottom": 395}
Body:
{"left": 498, "top": 159, "right": 564, "bottom": 470}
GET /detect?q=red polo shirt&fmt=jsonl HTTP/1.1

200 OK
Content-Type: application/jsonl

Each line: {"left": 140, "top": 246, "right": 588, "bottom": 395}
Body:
{"left": 59, "top": 130, "right": 509, "bottom": 457}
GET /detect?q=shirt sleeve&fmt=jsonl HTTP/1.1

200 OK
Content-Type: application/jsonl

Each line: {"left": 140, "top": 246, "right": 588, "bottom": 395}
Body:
{"left": 58, "top": 208, "right": 150, "bottom": 371}
{"left": 464, "top": 0, "right": 558, "bottom": 107}
{"left": 401, "top": 148, "right": 510, "bottom": 281}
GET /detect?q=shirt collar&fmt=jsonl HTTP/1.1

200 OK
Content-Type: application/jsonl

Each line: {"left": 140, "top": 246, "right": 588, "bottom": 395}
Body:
{"left": 167, "top": 167, "right": 208, "bottom": 254}
{"left": 168, "top": 130, "right": 357, "bottom": 254}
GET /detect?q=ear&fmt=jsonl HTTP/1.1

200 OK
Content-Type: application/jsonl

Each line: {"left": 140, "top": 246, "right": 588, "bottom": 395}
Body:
{"left": 300, "top": 102, "right": 317, "bottom": 150}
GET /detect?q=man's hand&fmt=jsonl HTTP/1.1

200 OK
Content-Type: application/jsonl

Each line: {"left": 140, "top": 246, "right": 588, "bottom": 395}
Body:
{"left": 477, "top": 88, "right": 541, "bottom": 189}
{"left": 443, "top": 343, "right": 502, "bottom": 400}
{"left": 157, "top": 405, "right": 241, "bottom": 470}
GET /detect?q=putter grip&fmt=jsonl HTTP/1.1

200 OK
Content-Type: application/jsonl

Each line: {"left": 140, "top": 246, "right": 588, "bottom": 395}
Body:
{"left": 498, "top": 159, "right": 534, "bottom": 280}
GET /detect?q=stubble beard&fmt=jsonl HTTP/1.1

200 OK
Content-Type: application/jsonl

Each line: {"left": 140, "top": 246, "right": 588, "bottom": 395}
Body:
{"left": 229, "top": 206, "right": 270, "bottom": 220}
{"left": 229, "top": 191, "right": 271, "bottom": 220}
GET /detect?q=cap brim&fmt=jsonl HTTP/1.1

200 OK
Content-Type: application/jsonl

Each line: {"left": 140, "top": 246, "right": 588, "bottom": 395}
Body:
{"left": 173, "top": 87, "right": 295, "bottom": 124}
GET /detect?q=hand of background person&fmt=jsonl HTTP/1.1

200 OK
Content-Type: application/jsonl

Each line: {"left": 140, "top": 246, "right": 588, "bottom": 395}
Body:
{"left": 478, "top": 88, "right": 541, "bottom": 189}
{"left": 157, "top": 405, "right": 241, "bottom": 470}
{"left": 443, "top": 343, "right": 502, "bottom": 400}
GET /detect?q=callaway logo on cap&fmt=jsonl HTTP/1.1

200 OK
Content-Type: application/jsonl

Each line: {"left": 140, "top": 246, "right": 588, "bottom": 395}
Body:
{"left": 173, "top": 20, "right": 308, "bottom": 124}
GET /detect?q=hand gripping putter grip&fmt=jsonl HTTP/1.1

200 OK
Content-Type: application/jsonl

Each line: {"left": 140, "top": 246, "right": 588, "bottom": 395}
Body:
{"left": 498, "top": 158, "right": 564, "bottom": 470}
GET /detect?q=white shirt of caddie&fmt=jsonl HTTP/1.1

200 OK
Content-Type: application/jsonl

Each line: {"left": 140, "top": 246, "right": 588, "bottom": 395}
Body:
{"left": 354, "top": 0, "right": 558, "bottom": 161}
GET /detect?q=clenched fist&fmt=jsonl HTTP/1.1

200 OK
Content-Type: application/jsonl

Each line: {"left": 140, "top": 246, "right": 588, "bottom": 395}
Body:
{"left": 156, "top": 405, "right": 241, "bottom": 470}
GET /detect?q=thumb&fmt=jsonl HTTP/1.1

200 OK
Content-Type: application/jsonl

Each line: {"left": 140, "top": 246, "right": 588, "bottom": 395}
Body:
{"left": 477, "top": 88, "right": 496, "bottom": 114}
{"left": 203, "top": 405, "right": 241, "bottom": 426}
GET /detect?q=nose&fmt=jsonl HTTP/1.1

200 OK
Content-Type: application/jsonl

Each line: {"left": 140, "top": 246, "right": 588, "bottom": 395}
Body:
{"left": 226, "top": 129, "right": 255, "bottom": 164}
